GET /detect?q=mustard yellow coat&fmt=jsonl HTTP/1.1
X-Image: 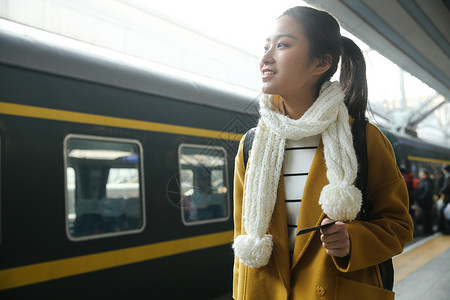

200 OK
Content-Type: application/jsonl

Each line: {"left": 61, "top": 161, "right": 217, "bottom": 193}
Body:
{"left": 233, "top": 122, "right": 414, "bottom": 300}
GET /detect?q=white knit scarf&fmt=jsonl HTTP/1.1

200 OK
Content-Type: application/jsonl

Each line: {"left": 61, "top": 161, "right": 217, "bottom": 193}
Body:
{"left": 233, "top": 81, "right": 362, "bottom": 268}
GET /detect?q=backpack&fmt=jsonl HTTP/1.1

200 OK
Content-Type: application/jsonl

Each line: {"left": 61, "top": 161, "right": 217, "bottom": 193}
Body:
{"left": 241, "top": 120, "right": 394, "bottom": 291}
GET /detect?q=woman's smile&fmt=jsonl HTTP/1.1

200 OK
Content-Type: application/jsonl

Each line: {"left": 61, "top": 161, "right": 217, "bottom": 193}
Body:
{"left": 261, "top": 66, "right": 277, "bottom": 81}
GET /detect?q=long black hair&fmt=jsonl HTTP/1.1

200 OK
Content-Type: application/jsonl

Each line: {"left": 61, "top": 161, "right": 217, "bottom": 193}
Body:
{"left": 280, "top": 6, "right": 368, "bottom": 120}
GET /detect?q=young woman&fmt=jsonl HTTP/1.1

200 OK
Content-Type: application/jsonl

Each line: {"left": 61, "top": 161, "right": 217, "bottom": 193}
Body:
{"left": 232, "top": 6, "right": 413, "bottom": 300}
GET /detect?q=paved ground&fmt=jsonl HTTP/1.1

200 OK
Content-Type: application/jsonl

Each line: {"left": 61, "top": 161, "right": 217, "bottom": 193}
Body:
{"left": 394, "top": 247, "right": 450, "bottom": 300}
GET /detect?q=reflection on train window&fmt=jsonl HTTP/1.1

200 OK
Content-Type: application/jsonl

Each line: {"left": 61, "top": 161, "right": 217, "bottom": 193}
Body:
{"left": 64, "top": 135, "right": 145, "bottom": 240}
{"left": 179, "top": 144, "right": 229, "bottom": 225}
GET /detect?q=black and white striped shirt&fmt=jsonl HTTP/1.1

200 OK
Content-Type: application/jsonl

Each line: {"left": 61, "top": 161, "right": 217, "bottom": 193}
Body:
{"left": 283, "top": 135, "right": 320, "bottom": 256}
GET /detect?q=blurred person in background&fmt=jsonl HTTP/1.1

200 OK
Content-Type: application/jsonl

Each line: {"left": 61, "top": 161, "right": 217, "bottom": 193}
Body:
{"left": 415, "top": 169, "right": 433, "bottom": 236}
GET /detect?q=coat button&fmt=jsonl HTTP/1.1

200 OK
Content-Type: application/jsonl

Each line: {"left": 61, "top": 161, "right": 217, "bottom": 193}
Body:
{"left": 315, "top": 286, "right": 326, "bottom": 296}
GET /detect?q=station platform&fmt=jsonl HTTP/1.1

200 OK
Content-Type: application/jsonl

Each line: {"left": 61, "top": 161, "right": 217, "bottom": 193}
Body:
{"left": 393, "top": 233, "right": 450, "bottom": 300}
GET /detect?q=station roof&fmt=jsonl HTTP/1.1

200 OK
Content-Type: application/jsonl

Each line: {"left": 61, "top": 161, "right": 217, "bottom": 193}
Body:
{"left": 304, "top": 0, "right": 450, "bottom": 100}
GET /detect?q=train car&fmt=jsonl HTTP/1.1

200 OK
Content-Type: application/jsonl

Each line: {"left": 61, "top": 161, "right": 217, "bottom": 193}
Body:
{"left": 0, "top": 20, "right": 258, "bottom": 299}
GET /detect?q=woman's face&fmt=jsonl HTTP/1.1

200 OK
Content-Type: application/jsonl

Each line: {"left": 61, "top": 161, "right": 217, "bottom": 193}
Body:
{"left": 260, "top": 16, "right": 319, "bottom": 98}
{"left": 419, "top": 171, "right": 427, "bottom": 180}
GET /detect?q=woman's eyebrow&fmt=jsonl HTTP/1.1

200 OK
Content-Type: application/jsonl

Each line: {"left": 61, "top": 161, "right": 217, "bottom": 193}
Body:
{"left": 266, "top": 34, "right": 298, "bottom": 42}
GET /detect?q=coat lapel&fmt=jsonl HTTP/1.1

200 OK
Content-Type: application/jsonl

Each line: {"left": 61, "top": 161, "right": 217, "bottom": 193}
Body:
{"left": 291, "top": 141, "right": 328, "bottom": 269}
{"left": 268, "top": 174, "right": 290, "bottom": 290}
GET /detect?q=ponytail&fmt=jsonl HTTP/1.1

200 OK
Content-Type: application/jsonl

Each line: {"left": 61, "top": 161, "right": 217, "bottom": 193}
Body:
{"left": 340, "top": 37, "right": 368, "bottom": 120}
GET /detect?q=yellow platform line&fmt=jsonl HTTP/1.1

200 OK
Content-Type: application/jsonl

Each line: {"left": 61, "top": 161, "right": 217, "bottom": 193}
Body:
{"left": 0, "top": 230, "right": 233, "bottom": 291}
{"left": 0, "top": 102, "right": 243, "bottom": 141}
{"left": 393, "top": 234, "right": 450, "bottom": 285}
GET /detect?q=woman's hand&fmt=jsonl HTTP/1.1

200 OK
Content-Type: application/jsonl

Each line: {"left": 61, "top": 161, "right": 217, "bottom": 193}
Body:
{"left": 320, "top": 218, "right": 350, "bottom": 257}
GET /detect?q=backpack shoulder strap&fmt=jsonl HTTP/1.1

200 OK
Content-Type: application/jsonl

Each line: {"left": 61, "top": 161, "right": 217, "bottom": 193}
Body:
{"left": 243, "top": 127, "right": 256, "bottom": 168}
{"left": 352, "top": 119, "right": 369, "bottom": 220}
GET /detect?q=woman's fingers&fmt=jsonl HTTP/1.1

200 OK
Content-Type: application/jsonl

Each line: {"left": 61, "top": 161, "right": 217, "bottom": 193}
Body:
{"left": 320, "top": 218, "right": 350, "bottom": 257}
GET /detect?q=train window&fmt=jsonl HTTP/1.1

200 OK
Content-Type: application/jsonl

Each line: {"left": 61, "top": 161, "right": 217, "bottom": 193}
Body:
{"left": 64, "top": 135, "right": 145, "bottom": 241}
{"left": 178, "top": 144, "right": 230, "bottom": 225}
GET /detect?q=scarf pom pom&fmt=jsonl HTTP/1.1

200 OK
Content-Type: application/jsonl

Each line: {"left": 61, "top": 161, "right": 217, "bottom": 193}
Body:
{"left": 233, "top": 234, "right": 274, "bottom": 268}
{"left": 319, "top": 183, "right": 362, "bottom": 222}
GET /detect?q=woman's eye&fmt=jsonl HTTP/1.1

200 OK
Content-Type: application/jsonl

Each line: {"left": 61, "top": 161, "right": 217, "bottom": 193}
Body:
{"left": 277, "top": 43, "right": 288, "bottom": 48}
{"left": 263, "top": 45, "right": 269, "bottom": 52}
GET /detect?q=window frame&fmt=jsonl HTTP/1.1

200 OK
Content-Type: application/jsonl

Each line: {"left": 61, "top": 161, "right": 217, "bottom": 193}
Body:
{"left": 63, "top": 134, "right": 146, "bottom": 241}
{"left": 178, "top": 143, "right": 231, "bottom": 226}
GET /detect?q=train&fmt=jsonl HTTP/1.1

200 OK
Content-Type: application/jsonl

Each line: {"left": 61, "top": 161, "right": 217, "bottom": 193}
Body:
{"left": 1, "top": 19, "right": 449, "bottom": 300}
{"left": 0, "top": 19, "right": 258, "bottom": 300}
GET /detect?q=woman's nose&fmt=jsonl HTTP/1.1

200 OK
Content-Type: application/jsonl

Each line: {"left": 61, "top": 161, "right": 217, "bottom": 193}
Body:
{"left": 261, "top": 47, "right": 275, "bottom": 65}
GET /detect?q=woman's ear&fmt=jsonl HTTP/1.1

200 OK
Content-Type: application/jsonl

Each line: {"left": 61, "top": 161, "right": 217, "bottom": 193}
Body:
{"left": 313, "top": 54, "right": 332, "bottom": 75}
